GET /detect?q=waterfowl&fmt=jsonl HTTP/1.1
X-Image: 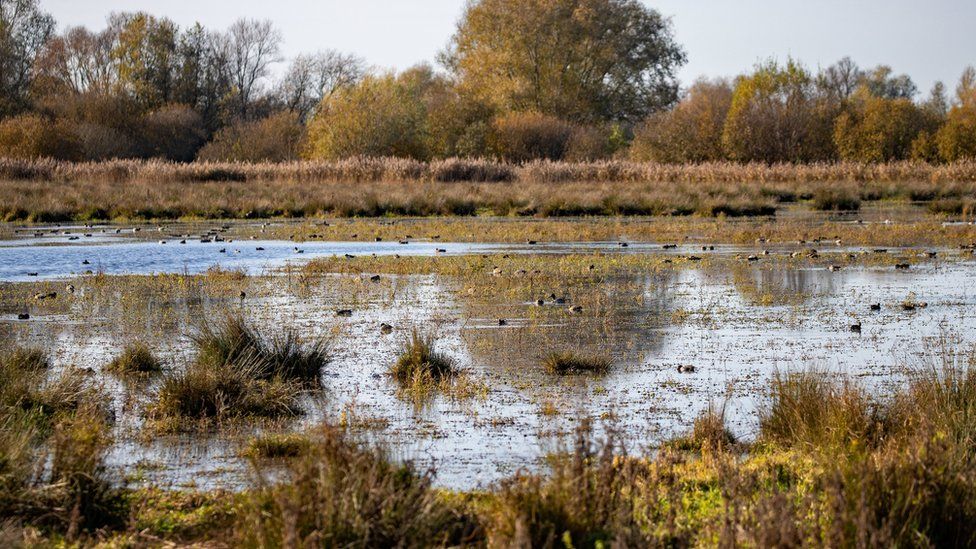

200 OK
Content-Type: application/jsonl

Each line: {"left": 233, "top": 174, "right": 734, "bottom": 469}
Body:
{"left": 850, "top": 322, "right": 862, "bottom": 334}
{"left": 535, "top": 299, "right": 545, "bottom": 306}
{"left": 498, "top": 319, "right": 507, "bottom": 326}
{"left": 336, "top": 309, "right": 353, "bottom": 317}
{"left": 33, "top": 292, "right": 56, "bottom": 300}
{"left": 17, "top": 313, "right": 30, "bottom": 320}
{"left": 380, "top": 323, "right": 394, "bottom": 335}
{"left": 663, "top": 244, "right": 678, "bottom": 249}
{"left": 568, "top": 305, "right": 583, "bottom": 314}
{"left": 895, "top": 263, "right": 910, "bottom": 270}
{"left": 369, "top": 275, "right": 381, "bottom": 282}
{"left": 677, "top": 365, "right": 696, "bottom": 374}
{"left": 345, "top": 254, "right": 356, "bottom": 259}
{"left": 527, "top": 240, "right": 538, "bottom": 245}
{"left": 870, "top": 303, "right": 881, "bottom": 311}
{"left": 828, "top": 265, "right": 842, "bottom": 272}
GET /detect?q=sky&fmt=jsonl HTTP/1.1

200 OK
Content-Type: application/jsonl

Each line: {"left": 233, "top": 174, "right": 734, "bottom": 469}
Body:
{"left": 40, "top": 0, "right": 976, "bottom": 96}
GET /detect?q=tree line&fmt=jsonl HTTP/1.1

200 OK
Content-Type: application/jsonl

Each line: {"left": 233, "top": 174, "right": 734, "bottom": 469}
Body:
{"left": 0, "top": 0, "right": 974, "bottom": 164}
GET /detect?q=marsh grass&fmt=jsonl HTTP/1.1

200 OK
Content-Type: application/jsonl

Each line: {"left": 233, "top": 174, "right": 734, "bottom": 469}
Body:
{"left": 150, "top": 352, "right": 303, "bottom": 429}
{"left": 0, "top": 346, "right": 122, "bottom": 540}
{"left": 242, "top": 432, "right": 311, "bottom": 459}
{"left": 194, "top": 316, "right": 330, "bottom": 385}
{"left": 390, "top": 331, "right": 456, "bottom": 383}
{"left": 543, "top": 352, "right": 612, "bottom": 375}
{"left": 5, "top": 158, "right": 976, "bottom": 222}
{"left": 241, "top": 423, "right": 481, "bottom": 547}
{"left": 666, "top": 404, "right": 737, "bottom": 453}
{"left": 759, "top": 370, "right": 883, "bottom": 455}
{"left": 106, "top": 342, "right": 162, "bottom": 375}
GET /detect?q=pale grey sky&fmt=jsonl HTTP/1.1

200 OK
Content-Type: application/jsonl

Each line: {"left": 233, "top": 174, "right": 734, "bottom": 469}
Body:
{"left": 41, "top": 0, "right": 976, "bottom": 96}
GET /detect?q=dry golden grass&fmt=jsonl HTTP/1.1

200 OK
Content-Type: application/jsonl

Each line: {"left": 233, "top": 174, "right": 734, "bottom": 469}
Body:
{"left": 3, "top": 158, "right": 976, "bottom": 221}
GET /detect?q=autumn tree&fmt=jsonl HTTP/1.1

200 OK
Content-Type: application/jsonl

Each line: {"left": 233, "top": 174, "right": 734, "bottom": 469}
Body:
{"left": 833, "top": 93, "right": 931, "bottom": 162}
{"left": 443, "top": 0, "right": 685, "bottom": 124}
{"left": 223, "top": 18, "right": 282, "bottom": 120}
{"left": 722, "top": 59, "right": 835, "bottom": 163}
{"left": 631, "top": 78, "right": 733, "bottom": 163}
{"left": 936, "top": 67, "right": 976, "bottom": 161}
{"left": 304, "top": 67, "right": 434, "bottom": 160}
{"left": 278, "top": 51, "right": 365, "bottom": 121}
{"left": 0, "top": 0, "right": 54, "bottom": 116}
{"left": 110, "top": 12, "right": 183, "bottom": 109}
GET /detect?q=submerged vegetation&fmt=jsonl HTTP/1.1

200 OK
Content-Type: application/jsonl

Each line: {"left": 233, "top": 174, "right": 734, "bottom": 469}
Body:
{"left": 543, "top": 352, "right": 613, "bottom": 375}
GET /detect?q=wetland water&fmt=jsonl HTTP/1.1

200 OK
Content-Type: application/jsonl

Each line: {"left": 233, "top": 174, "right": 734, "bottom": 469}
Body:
{"left": 3, "top": 229, "right": 976, "bottom": 490}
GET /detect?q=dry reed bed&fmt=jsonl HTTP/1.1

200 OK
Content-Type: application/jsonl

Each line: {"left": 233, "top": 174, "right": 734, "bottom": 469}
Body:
{"left": 4, "top": 158, "right": 976, "bottom": 221}
{"left": 5, "top": 157, "right": 976, "bottom": 184}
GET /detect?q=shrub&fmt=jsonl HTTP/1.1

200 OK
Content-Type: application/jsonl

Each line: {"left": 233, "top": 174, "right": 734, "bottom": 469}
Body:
{"left": 142, "top": 104, "right": 207, "bottom": 162}
{"left": 106, "top": 342, "right": 162, "bottom": 374}
{"left": 486, "top": 112, "right": 575, "bottom": 162}
{"left": 197, "top": 112, "right": 304, "bottom": 163}
{"left": 0, "top": 114, "right": 79, "bottom": 160}
{"left": 543, "top": 352, "right": 612, "bottom": 375}
{"left": 631, "top": 78, "right": 733, "bottom": 163}
{"left": 305, "top": 72, "right": 431, "bottom": 160}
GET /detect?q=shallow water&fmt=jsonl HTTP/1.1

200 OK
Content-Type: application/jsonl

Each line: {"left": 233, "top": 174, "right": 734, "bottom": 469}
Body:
{"left": 4, "top": 238, "right": 975, "bottom": 491}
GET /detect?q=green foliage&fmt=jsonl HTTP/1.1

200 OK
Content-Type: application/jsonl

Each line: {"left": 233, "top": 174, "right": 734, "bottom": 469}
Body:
{"left": 723, "top": 59, "right": 835, "bottom": 163}
{"left": 446, "top": 0, "right": 685, "bottom": 123}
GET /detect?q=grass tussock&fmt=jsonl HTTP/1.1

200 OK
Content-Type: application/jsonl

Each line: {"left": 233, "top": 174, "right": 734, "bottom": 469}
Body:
{"left": 240, "top": 423, "right": 481, "bottom": 547}
{"left": 194, "top": 315, "right": 330, "bottom": 384}
{"left": 106, "top": 342, "right": 162, "bottom": 374}
{"left": 242, "top": 432, "right": 312, "bottom": 460}
{"left": 148, "top": 316, "right": 324, "bottom": 429}
{"left": 543, "top": 352, "right": 612, "bottom": 375}
{"left": 759, "top": 370, "right": 883, "bottom": 454}
{"left": 149, "top": 352, "right": 303, "bottom": 429}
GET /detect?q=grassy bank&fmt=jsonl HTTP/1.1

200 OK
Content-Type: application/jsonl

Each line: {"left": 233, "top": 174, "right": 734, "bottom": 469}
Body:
{"left": 3, "top": 158, "right": 976, "bottom": 222}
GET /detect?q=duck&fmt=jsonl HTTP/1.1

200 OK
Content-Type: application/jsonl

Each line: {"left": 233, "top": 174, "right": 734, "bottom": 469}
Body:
{"left": 677, "top": 365, "right": 696, "bottom": 374}
{"left": 380, "top": 323, "right": 394, "bottom": 335}
{"left": 869, "top": 303, "right": 881, "bottom": 311}
{"left": 369, "top": 275, "right": 381, "bottom": 282}
{"left": 17, "top": 313, "right": 30, "bottom": 320}
{"left": 568, "top": 305, "right": 583, "bottom": 314}
{"left": 828, "top": 265, "right": 842, "bottom": 272}
{"left": 336, "top": 309, "right": 353, "bottom": 317}
{"left": 850, "top": 321, "right": 862, "bottom": 334}
{"left": 894, "top": 263, "right": 910, "bottom": 270}
{"left": 498, "top": 319, "right": 508, "bottom": 326}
